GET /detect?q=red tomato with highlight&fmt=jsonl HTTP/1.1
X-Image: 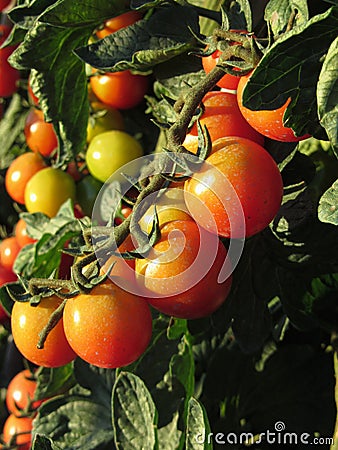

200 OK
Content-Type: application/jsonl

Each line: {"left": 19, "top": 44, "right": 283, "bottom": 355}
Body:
{"left": 0, "top": 0, "right": 11, "bottom": 11}
{"left": 90, "top": 70, "right": 148, "bottom": 110}
{"left": 63, "top": 280, "right": 152, "bottom": 368}
{"left": 237, "top": 73, "right": 311, "bottom": 142}
{"left": 135, "top": 220, "right": 232, "bottom": 319}
{"left": 183, "top": 90, "right": 264, "bottom": 154}
{"left": 184, "top": 136, "right": 283, "bottom": 238}
{"left": 5, "top": 152, "right": 47, "bottom": 205}
{"left": 96, "top": 10, "right": 142, "bottom": 38}
{"left": 0, "top": 236, "right": 20, "bottom": 271}
{"left": 24, "top": 108, "right": 58, "bottom": 156}
{"left": 3, "top": 414, "right": 32, "bottom": 450}
{"left": 6, "top": 369, "right": 43, "bottom": 415}
{"left": 15, "top": 218, "right": 36, "bottom": 248}
{"left": 11, "top": 295, "right": 77, "bottom": 368}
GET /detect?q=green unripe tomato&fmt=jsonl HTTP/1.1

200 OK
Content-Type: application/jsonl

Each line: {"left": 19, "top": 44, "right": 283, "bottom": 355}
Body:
{"left": 76, "top": 175, "right": 103, "bottom": 216}
{"left": 85, "top": 130, "right": 143, "bottom": 183}
{"left": 24, "top": 167, "right": 76, "bottom": 217}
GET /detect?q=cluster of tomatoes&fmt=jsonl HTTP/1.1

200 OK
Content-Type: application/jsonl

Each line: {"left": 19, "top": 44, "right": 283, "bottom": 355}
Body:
{"left": 0, "top": 369, "right": 45, "bottom": 449}
{"left": 0, "top": 11, "right": 312, "bottom": 378}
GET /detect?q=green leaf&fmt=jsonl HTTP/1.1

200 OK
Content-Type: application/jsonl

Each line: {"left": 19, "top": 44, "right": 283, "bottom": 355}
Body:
{"left": 31, "top": 434, "right": 62, "bottom": 450}
{"left": 242, "top": 7, "right": 338, "bottom": 139}
{"left": 35, "top": 364, "right": 76, "bottom": 401}
{"left": 226, "top": 0, "right": 252, "bottom": 32}
{"left": 264, "top": 0, "right": 309, "bottom": 36}
{"left": 0, "top": 94, "right": 28, "bottom": 169}
{"left": 157, "top": 412, "right": 182, "bottom": 450}
{"left": 318, "top": 179, "right": 338, "bottom": 225}
{"left": 33, "top": 394, "right": 115, "bottom": 450}
{"left": 185, "top": 398, "right": 213, "bottom": 450}
{"left": 75, "top": 5, "right": 201, "bottom": 72}
{"left": 112, "top": 372, "right": 158, "bottom": 450}
{"left": 317, "top": 36, "right": 338, "bottom": 156}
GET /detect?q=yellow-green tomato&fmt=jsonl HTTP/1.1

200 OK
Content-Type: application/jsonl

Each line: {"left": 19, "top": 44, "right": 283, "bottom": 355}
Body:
{"left": 87, "top": 101, "right": 125, "bottom": 143}
{"left": 24, "top": 167, "right": 76, "bottom": 217}
{"left": 86, "top": 130, "right": 144, "bottom": 183}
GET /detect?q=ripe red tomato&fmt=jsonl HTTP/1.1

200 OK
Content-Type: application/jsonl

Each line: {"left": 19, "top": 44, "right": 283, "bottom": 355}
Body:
{"left": 0, "top": 25, "right": 20, "bottom": 97}
{"left": 24, "top": 167, "right": 76, "bottom": 217}
{"left": 11, "top": 295, "right": 77, "bottom": 368}
{"left": 63, "top": 280, "right": 152, "bottom": 368}
{"left": 90, "top": 70, "right": 149, "bottom": 110}
{"left": 202, "top": 30, "right": 249, "bottom": 90}
{"left": 0, "top": 0, "right": 11, "bottom": 11}
{"left": 15, "top": 218, "right": 36, "bottom": 248}
{"left": 0, "top": 236, "right": 20, "bottom": 271}
{"left": 135, "top": 220, "right": 232, "bottom": 319}
{"left": 2, "top": 414, "right": 32, "bottom": 450}
{"left": 6, "top": 369, "right": 43, "bottom": 415}
{"left": 5, "top": 152, "right": 47, "bottom": 205}
{"left": 184, "top": 136, "right": 283, "bottom": 238}
{"left": 24, "top": 108, "right": 58, "bottom": 156}
{"left": 237, "top": 73, "right": 311, "bottom": 142}
{"left": 27, "top": 74, "right": 39, "bottom": 106}
{"left": 96, "top": 10, "right": 143, "bottom": 39}
{"left": 183, "top": 90, "right": 264, "bottom": 153}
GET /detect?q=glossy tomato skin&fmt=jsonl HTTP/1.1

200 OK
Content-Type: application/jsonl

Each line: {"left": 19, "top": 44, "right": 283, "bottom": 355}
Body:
{"left": 15, "top": 218, "right": 36, "bottom": 248}
{"left": 0, "top": 0, "right": 11, "bottom": 11}
{"left": 5, "top": 152, "right": 47, "bottom": 205}
{"left": 237, "top": 73, "right": 310, "bottom": 142}
{"left": 96, "top": 10, "right": 143, "bottom": 38}
{"left": 87, "top": 101, "right": 124, "bottom": 142}
{"left": 90, "top": 70, "right": 149, "bottom": 110}
{"left": 183, "top": 90, "right": 264, "bottom": 153}
{"left": 86, "top": 130, "right": 143, "bottom": 182}
{"left": 135, "top": 220, "right": 232, "bottom": 319}
{"left": 0, "top": 25, "right": 20, "bottom": 97}
{"left": 63, "top": 280, "right": 152, "bottom": 368}
{"left": 184, "top": 136, "right": 284, "bottom": 238}
{"left": 6, "top": 369, "right": 43, "bottom": 415}
{"left": 24, "top": 167, "right": 76, "bottom": 217}
{"left": 11, "top": 296, "right": 77, "bottom": 368}
{"left": 3, "top": 414, "right": 32, "bottom": 450}
{"left": 24, "top": 108, "right": 58, "bottom": 156}
{"left": 0, "top": 236, "right": 20, "bottom": 271}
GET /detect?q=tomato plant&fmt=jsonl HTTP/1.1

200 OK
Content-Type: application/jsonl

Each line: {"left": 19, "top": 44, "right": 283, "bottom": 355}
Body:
{"left": 76, "top": 174, "right": 103, "bottom": 216}
{"left": 24, "top": 108, "right": 58, "bottom": 156}
{"left": 15, "top": 218, "right": 36, "bottom": 248}
{"left": 63, "top": 280, "right": 152, "bottom": 368}
{"left": 6, "top": 369, "right": 43, "bottom": 415}
{"left": 90, "top": 70, "right": 149, "bottom": 110}
{"left": 202, "top": 30, "right": 249, "bottom": 90}
{"left": 24, "top": 167, "right": 76, "bottom": 217}
{"left": 11, "top": 296, "right": 77, "bottom": 368}
{"left": 0, "top": 0, "right": 11, "bottom": 11}
{"left": 184, "top": 136, "right": 283, "bottom": 238}
{"left": 183, "top": 90, "right": 264, "bottom": 153}
{"left": 0, "top": 1, "right": 337, "bottom": 449}
{"left": 85, "top": 130, "right": 143, "bottom": 182}
{"left": 0, "top": 265, "right": 16, "bottom": 322}
{"left": 2, "top": 414, "right": 32, "bottom": 450}
{"left": 5, "top": 152, "right": 47, "bottom": 205}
